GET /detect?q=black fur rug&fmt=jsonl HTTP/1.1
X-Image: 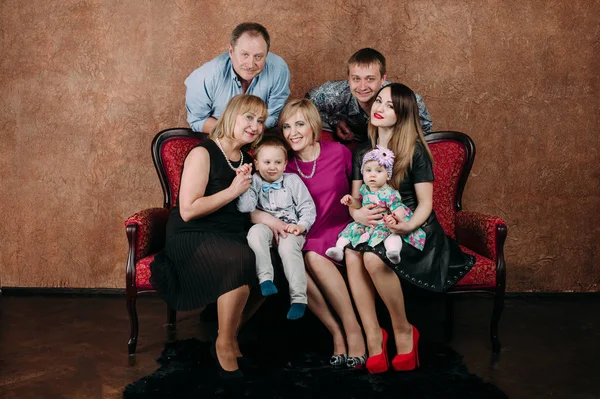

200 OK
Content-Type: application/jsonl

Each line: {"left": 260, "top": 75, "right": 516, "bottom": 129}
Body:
{"left": 123, "top": 337, "right": 507, "bottom": 399}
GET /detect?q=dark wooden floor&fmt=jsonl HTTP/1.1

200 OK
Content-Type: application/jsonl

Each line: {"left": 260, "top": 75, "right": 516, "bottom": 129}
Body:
{"left": 0, "top": 294, "right": 598, "bottom": 399}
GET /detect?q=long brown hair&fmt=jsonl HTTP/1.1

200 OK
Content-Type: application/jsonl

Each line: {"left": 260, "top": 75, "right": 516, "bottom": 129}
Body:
{"left": 367, "top": 83, "right": 432, "bottom": 189}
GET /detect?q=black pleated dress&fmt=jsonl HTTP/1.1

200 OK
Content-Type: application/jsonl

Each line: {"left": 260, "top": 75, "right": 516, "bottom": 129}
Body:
{"left": 150, "top": 140, "right": 257, "bottom": 311}
{"left": 352, "top": 141, "right": 475, "bottom": 293}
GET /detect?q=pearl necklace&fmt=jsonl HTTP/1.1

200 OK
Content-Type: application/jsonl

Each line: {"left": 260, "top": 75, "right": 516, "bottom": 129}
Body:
{"left": 215, "top": 137, "right": 243, "bottom": 171}
{"left": 294, "top": 144, "right": 318, "bottom": 179}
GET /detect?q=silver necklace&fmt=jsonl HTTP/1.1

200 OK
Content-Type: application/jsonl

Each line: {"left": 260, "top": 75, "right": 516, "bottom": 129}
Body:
{"left": 294, "top": 144, "right": 318, "bottom": 179}
{"left": 215, "top": 137, "right": 243, "bottom": 171}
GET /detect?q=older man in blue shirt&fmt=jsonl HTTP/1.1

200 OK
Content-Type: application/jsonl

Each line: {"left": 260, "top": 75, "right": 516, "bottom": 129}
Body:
{"left": 185, "top": 22, "right": 291, "bottom": 133}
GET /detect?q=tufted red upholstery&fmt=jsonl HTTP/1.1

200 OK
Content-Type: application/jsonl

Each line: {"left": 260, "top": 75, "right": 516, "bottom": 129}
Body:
{"left": 125, "top": 208, "right": 169, "bottom": 261}
{"left": 320, "top": 130, "right": 335, "bottom": 142}
{"left": 456, "top": 211, "right": 506, "bottom": 261}
{"left": 455, "top": 247, "right": 496, "bottom": 288}
{"left": 135, "top": 254, "right": 155, "bottom": 290}
{"left": 161, "top": 137, "right": 205, "bottom": 208}
{"left": 429, "top": 141, "right": 466, "bottom": 239}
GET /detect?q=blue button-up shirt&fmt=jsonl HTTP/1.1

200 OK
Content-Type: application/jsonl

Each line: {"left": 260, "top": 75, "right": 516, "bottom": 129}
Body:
{"left": 185, "top": 52, "right": 290, "bottom": 131}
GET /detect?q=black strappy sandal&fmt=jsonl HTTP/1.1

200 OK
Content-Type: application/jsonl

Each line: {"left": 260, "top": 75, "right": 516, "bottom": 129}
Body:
{"left": 329, "top": 353, "right": 348, "bottom": 368}
{"left": 346, "top": 354, "right": 367, "bottom": 369}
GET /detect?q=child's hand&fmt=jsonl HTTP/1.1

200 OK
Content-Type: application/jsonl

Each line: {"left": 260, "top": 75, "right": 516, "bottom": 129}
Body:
{"left": 383, "top": 214, "right": 395, "bottom": 224}
{"left": 384, "top": 214, "right": 413, "bottom": 235}
{"left": 285, "top": 223, "right": 306, "bottom": 236}
{"left": 340, "top": 194, "right": 354, "bottom": 206}
{"left": 236, "top": 163, "right": 253, "bottom": 176}
{"left": 392, "top": 208, "right": 409, "bottom": 220}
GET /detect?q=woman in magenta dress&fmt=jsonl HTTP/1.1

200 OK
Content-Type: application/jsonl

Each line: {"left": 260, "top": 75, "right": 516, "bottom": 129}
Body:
{"left": 252, "top": 99, "right": 366, "bottom": 368}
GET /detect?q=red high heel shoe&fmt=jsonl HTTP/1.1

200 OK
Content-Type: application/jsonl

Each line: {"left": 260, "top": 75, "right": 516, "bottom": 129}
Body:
{"left": 391, "top": 325, "right": 420, "bottom": 371}
{"left": 366, "top": 328, "right": 389, "bottom": 374}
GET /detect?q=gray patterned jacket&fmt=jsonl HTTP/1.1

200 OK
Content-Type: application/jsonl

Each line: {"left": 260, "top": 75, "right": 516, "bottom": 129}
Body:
{"left": 237, "top": 173, "right": 316, "bottom": 231}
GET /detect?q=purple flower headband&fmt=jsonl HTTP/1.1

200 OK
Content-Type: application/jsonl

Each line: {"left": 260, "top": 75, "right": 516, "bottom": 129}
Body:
{"left": 361, "top": 145, "right": 395, "bottom": 179}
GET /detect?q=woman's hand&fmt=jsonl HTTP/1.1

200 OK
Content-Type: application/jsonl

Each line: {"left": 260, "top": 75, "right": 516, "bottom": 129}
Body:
{"left": 250, "top": 210, "right": 289, "bottom": 244}
{"left": 350, "top": 203, "right": 386, "bottom": 227}
{"left": 285, "top": 223, "right": 306, "bottom": 236}
{"left": 229, "top": 170, "right": 253, "bottom": 197}
{"left": 269, "top": 220, "right": 289, "bottom": 243}
{"left": 340, "top": 194, "right": 353, "bottom": 206}
{"left": 384, "top": 214, "right": 414, "bottom": 235}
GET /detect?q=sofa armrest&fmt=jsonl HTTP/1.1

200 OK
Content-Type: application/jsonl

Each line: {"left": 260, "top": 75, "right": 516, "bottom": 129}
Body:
{"left": 125, "top": 207, "right": 170, "bottom": 261}
{"left": 455, "top": 211, "right": 507, "bottom": 261}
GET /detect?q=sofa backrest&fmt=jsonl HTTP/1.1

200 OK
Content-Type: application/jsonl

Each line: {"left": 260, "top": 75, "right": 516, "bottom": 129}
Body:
{"left": 152, "top": 129, "right": 474, "bottom": 239}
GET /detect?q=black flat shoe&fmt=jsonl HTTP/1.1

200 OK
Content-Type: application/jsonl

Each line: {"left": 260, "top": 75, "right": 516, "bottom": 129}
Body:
{"left": 210, "top": 343, "right": 244, "bottom": 383}
{"left": 210, "top": 341, "right": 256, "bottom": 371}
{"left": 237, "top": 355, "right": 258, "bottom": 372}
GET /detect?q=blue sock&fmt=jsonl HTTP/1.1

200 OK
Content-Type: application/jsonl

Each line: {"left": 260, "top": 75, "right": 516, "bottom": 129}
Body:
{"left": 260, "top": 281, "right": 278, "bottom": 296}
{"left": 287, "top": 303, "right": 306, "bottom": 320}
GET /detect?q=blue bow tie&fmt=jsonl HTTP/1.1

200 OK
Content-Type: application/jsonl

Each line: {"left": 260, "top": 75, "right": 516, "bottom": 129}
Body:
{"left": 262, "top": 181, "right": 282, "bottom": 192}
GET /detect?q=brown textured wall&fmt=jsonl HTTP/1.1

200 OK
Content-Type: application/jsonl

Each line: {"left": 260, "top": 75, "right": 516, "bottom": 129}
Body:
{"left": 1, "top": 0, "right": 598, "bottom": 291}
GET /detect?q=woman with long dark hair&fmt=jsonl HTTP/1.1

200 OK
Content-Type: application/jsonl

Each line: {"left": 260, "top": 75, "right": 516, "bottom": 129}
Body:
{"left": 345, "top": 83, "right": 474, "bottom": 374}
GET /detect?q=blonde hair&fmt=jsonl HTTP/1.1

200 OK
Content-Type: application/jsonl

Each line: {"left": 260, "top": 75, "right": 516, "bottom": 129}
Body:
{"left": 211, "top": 94, "right": 268, "bottom": 141}
{"left": 252, "top": 134, "right": 288, "bottom": 160}
{"left": 368, "top": 84, "right": 433, "bottom": 190}
{"left": 278, "top": 98, "right": 322, "bottom": 143}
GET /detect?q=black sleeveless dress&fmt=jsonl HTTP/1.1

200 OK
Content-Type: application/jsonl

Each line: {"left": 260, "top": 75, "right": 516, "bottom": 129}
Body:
{"left": 150, "top": 140, "right": 257, "bottom": 311}
{"left": 352, "top": 141, "right": 475, "bottom": 293}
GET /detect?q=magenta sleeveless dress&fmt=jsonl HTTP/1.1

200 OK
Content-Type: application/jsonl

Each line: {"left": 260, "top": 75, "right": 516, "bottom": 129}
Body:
{"left": 285, "top": 140, "right": 353, "bottom": 264}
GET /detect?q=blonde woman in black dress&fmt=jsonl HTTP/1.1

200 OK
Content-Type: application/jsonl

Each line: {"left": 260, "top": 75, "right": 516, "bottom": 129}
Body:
{"left": 150, "top": 94, "right": 267, "bottom": 381}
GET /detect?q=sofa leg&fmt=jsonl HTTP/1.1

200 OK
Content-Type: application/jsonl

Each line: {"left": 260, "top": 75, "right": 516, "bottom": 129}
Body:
{"left": 444, "top": 296, "right": 455, "bottom": 342}
{"left": 490, "top": 290, "right": 504, "bottom": 355}
{"left": 127, "top": 295, "right": 139, "bottom": 363}
{"left": 167, "top": 307, "right": 177, "bottom": 342}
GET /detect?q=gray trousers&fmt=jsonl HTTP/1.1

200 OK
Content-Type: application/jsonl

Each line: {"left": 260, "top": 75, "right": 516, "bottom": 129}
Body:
{"left": 247, "top": 223, "right": 307, "bottom": 304}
